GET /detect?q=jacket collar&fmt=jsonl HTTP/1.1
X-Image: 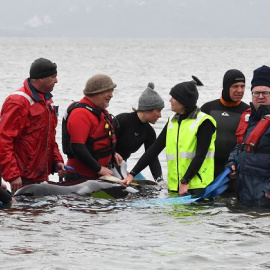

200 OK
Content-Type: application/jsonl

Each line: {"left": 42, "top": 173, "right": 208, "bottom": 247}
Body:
{"left": 27, "top": 79, "right": 53, "bottom": 101}
{"left": 250, "top": 102, "right": 270, "bottom": 119}
{"left": 172, "top": 107, "right": 200, "bottom": 121}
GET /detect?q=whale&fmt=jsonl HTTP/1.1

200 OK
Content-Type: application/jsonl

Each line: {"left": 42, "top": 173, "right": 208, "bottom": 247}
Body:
{"left": 14, "top": 179, "right": 138, "bottom": 199}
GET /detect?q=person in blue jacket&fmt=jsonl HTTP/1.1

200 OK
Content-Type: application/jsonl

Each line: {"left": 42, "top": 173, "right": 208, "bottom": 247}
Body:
{"left": 227, "top": 65, "right": 270, "bottom": 206}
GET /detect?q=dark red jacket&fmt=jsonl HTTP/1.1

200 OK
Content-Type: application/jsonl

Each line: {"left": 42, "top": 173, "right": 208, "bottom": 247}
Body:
{"left": 0, "top": 79, "right": 64, "bottom": 183}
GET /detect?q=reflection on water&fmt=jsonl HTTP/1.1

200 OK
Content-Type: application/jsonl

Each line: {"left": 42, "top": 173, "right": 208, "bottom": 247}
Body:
{"left": 1, "top": 189, "right": 270, "bottom": 270}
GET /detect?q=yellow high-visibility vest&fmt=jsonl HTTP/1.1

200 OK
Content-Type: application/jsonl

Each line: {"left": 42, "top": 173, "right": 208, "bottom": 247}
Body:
{"left": 166, "top": 111, "right": 216, "bottom": 191}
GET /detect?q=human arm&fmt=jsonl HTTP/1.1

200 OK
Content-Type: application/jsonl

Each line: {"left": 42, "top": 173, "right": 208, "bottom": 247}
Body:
{"left": 144, "top": 126, "right": 163, "bottom": 181}
{"left": 0, "top": 98, "right": 29, "bottom": 183}
{"left": 10, "top": 177, "right": 22, "bottom": 192}
{"left": 114, "top": 152, "right": 123, "bottom": 166}
{"left": 50, "top": 106, "right": 65, "bottom": 176}
{"left": 225, "top": 146, "right": 240, "bottom": 179}
{"left": 122, "top": 123, "right": 167, "bottom": 185}
{"left": 56, "top": 162, "right": 66, "bottom": 178}
{"left": 70, "top": 143, "right": 113, "bottom": 176}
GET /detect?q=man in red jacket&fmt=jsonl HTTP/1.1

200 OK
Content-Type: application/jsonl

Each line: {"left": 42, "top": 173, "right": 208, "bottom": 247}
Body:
{"left": 0, "top": 58, "right": 65, "bottom": 192}
{"left": 63, "top": 74, "right": 122, "bottom": 181}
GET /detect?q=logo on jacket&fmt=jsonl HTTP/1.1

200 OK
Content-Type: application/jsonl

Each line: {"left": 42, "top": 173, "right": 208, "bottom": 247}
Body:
{"left": 221, "top": 112, "right": 229, "bottom": 116}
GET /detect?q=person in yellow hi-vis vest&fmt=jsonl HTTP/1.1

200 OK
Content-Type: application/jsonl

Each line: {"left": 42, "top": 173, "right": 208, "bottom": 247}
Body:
{"left": 122, "top": 79, "right": 217, "bottom": 196}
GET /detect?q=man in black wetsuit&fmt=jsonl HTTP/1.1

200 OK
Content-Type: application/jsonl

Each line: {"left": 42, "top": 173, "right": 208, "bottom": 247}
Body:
{"left": 201, "top": 69, "right": 249, "bottom": 193}
{"left": 112, "top": 82, "right": 164, "bottom": 182}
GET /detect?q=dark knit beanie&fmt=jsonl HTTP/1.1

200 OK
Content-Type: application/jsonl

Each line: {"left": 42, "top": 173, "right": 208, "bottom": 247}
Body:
{"left": 251, "top": 65, "right": 270, "bottom": 89}
{"left": 170, "top": 81, "right": 198, "bottom": 109}
{"left": 30, "top": 58, "right": 57, "bottom": 79}
{"left": 83, "top": 74, "right": 117, "bottom": 96}
{"left": 222, "top": 69, "right": 245, "bottom": 102}
{"left": 137, "top": 82, "right": 164, "bottom": 111}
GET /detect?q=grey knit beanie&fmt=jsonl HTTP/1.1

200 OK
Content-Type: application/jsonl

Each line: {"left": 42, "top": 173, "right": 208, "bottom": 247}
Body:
{"left": 83, "top": 74, "right": 117, "bottom": 96}
{"left": 137, "top": 82, "right": 164, "bottom": 111}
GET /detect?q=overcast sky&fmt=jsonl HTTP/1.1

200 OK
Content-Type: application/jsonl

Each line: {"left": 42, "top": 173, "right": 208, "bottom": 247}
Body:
{"left": 0, "top": 0, "right": 269, "bottom": 38}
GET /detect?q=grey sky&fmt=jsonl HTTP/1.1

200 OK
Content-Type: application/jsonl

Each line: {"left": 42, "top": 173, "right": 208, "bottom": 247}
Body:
{"left": 0, "top": 0, "right": 269, "bottom": 38}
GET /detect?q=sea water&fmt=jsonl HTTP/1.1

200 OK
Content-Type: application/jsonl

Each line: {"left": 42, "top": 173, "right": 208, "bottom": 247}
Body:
{"left": 0, "top": 38, "right": 270, "bottom": 270}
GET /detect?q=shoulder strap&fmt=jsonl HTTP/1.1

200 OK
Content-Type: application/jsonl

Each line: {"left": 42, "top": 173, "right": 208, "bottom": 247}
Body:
{"left": 62, "top": 101, "right": 101, "bottom": 156}
{"left": 235, "top": 108, "right": 251, "bottom": 143}
{"left": 63, "top": 102, "right": 101, "bottom": 121}
{"left": 245, "top": 114, "right": 270, "bottom": 151}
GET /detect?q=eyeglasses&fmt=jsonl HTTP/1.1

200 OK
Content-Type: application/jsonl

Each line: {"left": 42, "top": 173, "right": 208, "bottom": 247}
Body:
{"left": 251, "top": 91, "right": 270, "bottom": 97}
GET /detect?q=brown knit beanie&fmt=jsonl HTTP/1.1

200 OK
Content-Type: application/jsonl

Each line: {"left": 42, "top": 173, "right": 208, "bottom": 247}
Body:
{"left": 83, "top": 74, "right": 117, "bottom": 96}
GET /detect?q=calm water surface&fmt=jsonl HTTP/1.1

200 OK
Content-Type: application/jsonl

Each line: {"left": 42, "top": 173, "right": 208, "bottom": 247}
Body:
{"left": 0, "top": 38, "right": 270, "bottom": 270}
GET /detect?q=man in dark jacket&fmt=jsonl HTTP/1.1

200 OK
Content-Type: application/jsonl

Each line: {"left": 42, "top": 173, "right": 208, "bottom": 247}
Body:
{"left": 227, "top": 65, "right": 270, "bottom": 206}
{"left": 201, "top": 69, "right": 249, "bottom": 193}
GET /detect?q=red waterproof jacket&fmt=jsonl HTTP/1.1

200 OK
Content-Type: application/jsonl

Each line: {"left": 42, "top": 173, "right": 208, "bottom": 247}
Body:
{"left": 0, "top": 79, "right": 64, "bottom": 183}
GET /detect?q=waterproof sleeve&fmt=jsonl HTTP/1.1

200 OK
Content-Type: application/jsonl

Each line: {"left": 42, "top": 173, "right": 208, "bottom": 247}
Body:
{"left": 0, "top": 99, "right": 29, "bottom": 182}
{"left": 67, "top": 109, "right": 101, "bottom": 172}
{"left": 130, "top": 123, "right": 167, "bottom": 176}
{"left": 53, "top": 141, "right": 64, "bottom": 164}
{"left": 143, "top": 125, "right": 163, "bottom": 180}
{"left": 70, "top": 143, "right": 101, "bottom": 172}
{"left": 183, "top": 119, "right": 216, "bottom": 181}
{"left": 225, "top": 144, "right": 240, "bottom": 169}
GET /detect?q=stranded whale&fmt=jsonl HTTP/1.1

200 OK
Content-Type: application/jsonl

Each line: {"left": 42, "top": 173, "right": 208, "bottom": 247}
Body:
{"left": 14, "top": 179, "right": 138, "bottom": 199}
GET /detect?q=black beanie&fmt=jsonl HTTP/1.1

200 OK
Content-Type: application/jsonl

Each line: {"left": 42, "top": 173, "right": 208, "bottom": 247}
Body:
{"left": 251, "top": 65, "right": 270, "bottom": 89}
{"left": 222, "top": 69, "right": 245, "bottom": 102}
{"left": 30, "top": 58, "right": 57, "bottom": 79}
{"left": 170, "top": 81, "right": 199, "bottom": 109}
